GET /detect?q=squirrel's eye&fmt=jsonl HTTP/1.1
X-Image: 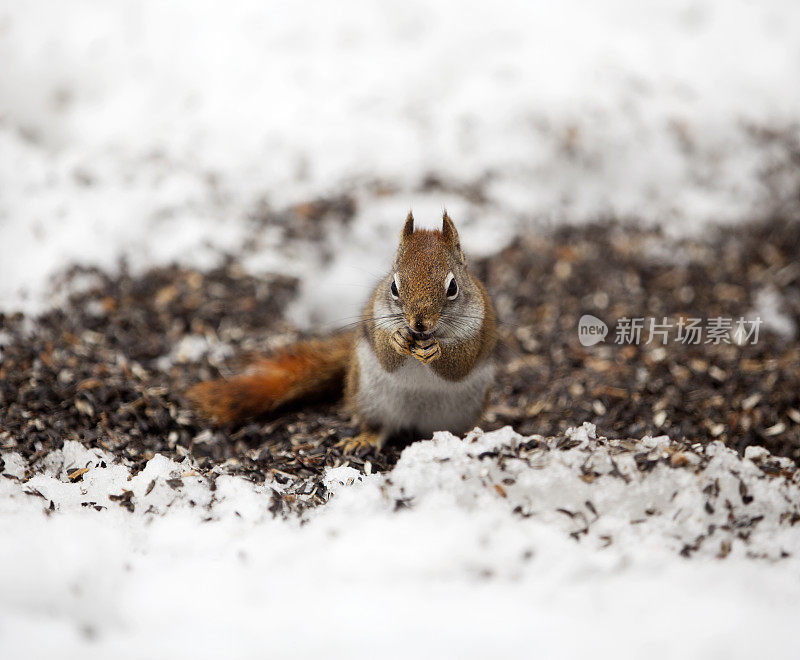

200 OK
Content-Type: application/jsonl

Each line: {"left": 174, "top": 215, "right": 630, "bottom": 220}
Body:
{"left": 445, "top": 272, "right": 458, "bottom": 299}
{"left": 390, "top": 275, "right": 400, "bottom": 300}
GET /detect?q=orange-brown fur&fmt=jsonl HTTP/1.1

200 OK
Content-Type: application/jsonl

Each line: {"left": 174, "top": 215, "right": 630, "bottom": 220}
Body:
{"left": 187, "top": 333, "right": 355, "bottom": 423}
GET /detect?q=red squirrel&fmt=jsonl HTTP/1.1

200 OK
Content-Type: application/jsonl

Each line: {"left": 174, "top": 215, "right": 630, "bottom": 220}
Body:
{"left": 188, "top": 211, "right": 497, "bottom": 452}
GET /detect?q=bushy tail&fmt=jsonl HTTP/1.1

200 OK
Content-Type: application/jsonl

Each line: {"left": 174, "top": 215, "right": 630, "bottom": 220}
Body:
{"left": 186, "top": 332, "right": 356, "bottom": 424}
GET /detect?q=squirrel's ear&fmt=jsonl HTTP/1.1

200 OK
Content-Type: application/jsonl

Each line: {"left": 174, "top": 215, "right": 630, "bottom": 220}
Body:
{"left": 442, "top": 211, "right": 464, "bottom": 260}
{"left": 401, "top": 211, "right": 415, "bottom": 242}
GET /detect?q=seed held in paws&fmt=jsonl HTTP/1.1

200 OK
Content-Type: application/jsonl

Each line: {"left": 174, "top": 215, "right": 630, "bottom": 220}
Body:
{"left": 411, "top": 338, "right": 441, "bottom": 364}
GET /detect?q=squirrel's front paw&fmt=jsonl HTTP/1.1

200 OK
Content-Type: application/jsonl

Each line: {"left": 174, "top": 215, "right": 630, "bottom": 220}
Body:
{"left": 411, "top": 336, "right": 441, "bottom": 364}
{"left": 391, "top": 327, "right": 414, "bottom": 356}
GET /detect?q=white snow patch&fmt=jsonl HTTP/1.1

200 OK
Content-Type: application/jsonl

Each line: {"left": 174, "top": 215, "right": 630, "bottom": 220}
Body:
{"left": 745, "top": 445, "right": 771, "bottom": 462}
{"left": 156, "top": 333, "right": 235, "bottom": 370}
{"left": 2, "top": 428, "right": 800, "bottom": 658}
{"left": 0, "top": 452, "right": 26, "bottom": 480}
{"left": 751, "top": 286, "right": 797, "bottom": 340}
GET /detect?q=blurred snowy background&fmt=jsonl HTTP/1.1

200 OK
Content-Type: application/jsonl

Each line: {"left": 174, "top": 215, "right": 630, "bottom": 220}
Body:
{"left": 2, "top": 1, "right": 800, "bottom": 658}
{"left": 2, "top": 0, "right": 799, "bottom": 319}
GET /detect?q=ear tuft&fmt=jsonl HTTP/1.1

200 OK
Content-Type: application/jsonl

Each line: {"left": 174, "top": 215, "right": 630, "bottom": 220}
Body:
{"left": 401, "top": 211, "right": 415, "bottom": 241}
{"left": 442, "top": 210, "right": 465, "bottom": 263}
{"left": 442, "top": 210, "right": 459, "bottom": 245}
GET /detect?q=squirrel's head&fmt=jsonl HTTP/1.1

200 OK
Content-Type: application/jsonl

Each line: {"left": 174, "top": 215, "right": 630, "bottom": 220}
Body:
{"left": 386, "top": 210, "right": 480, "bottom": 339}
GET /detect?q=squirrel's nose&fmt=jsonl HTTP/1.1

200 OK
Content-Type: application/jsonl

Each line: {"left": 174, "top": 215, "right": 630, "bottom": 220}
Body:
{"left": 410, "top": 312, "right": 438, "bottom": 336}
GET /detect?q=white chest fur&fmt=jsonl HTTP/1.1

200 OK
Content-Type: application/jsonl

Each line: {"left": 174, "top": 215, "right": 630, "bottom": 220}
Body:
{"left": 355, "top": 338, "right": 494, "bottom": 437}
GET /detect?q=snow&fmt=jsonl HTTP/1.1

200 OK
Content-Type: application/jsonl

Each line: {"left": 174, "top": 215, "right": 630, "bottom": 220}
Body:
{"left": 2, "top": 425, "right": 800, "bottom": 658}
{"left": 156, "top": 333, "right": 234, "bottom": 370}
{"left": 752, "top": 286, "right": 797, "bottom": 340}
{"left": 2, "top": 0, "right": 800, "bottom": 320}
{"left": 3, "top": 2, "right": 800, "bottom": 655}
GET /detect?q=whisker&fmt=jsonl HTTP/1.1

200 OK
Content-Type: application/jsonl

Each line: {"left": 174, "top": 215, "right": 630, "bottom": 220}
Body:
{"left": 446, "top": 312, "right": 525, "bottom": 330}
{"left": 328, "top": 313, "right": 405, "bottom": 333}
